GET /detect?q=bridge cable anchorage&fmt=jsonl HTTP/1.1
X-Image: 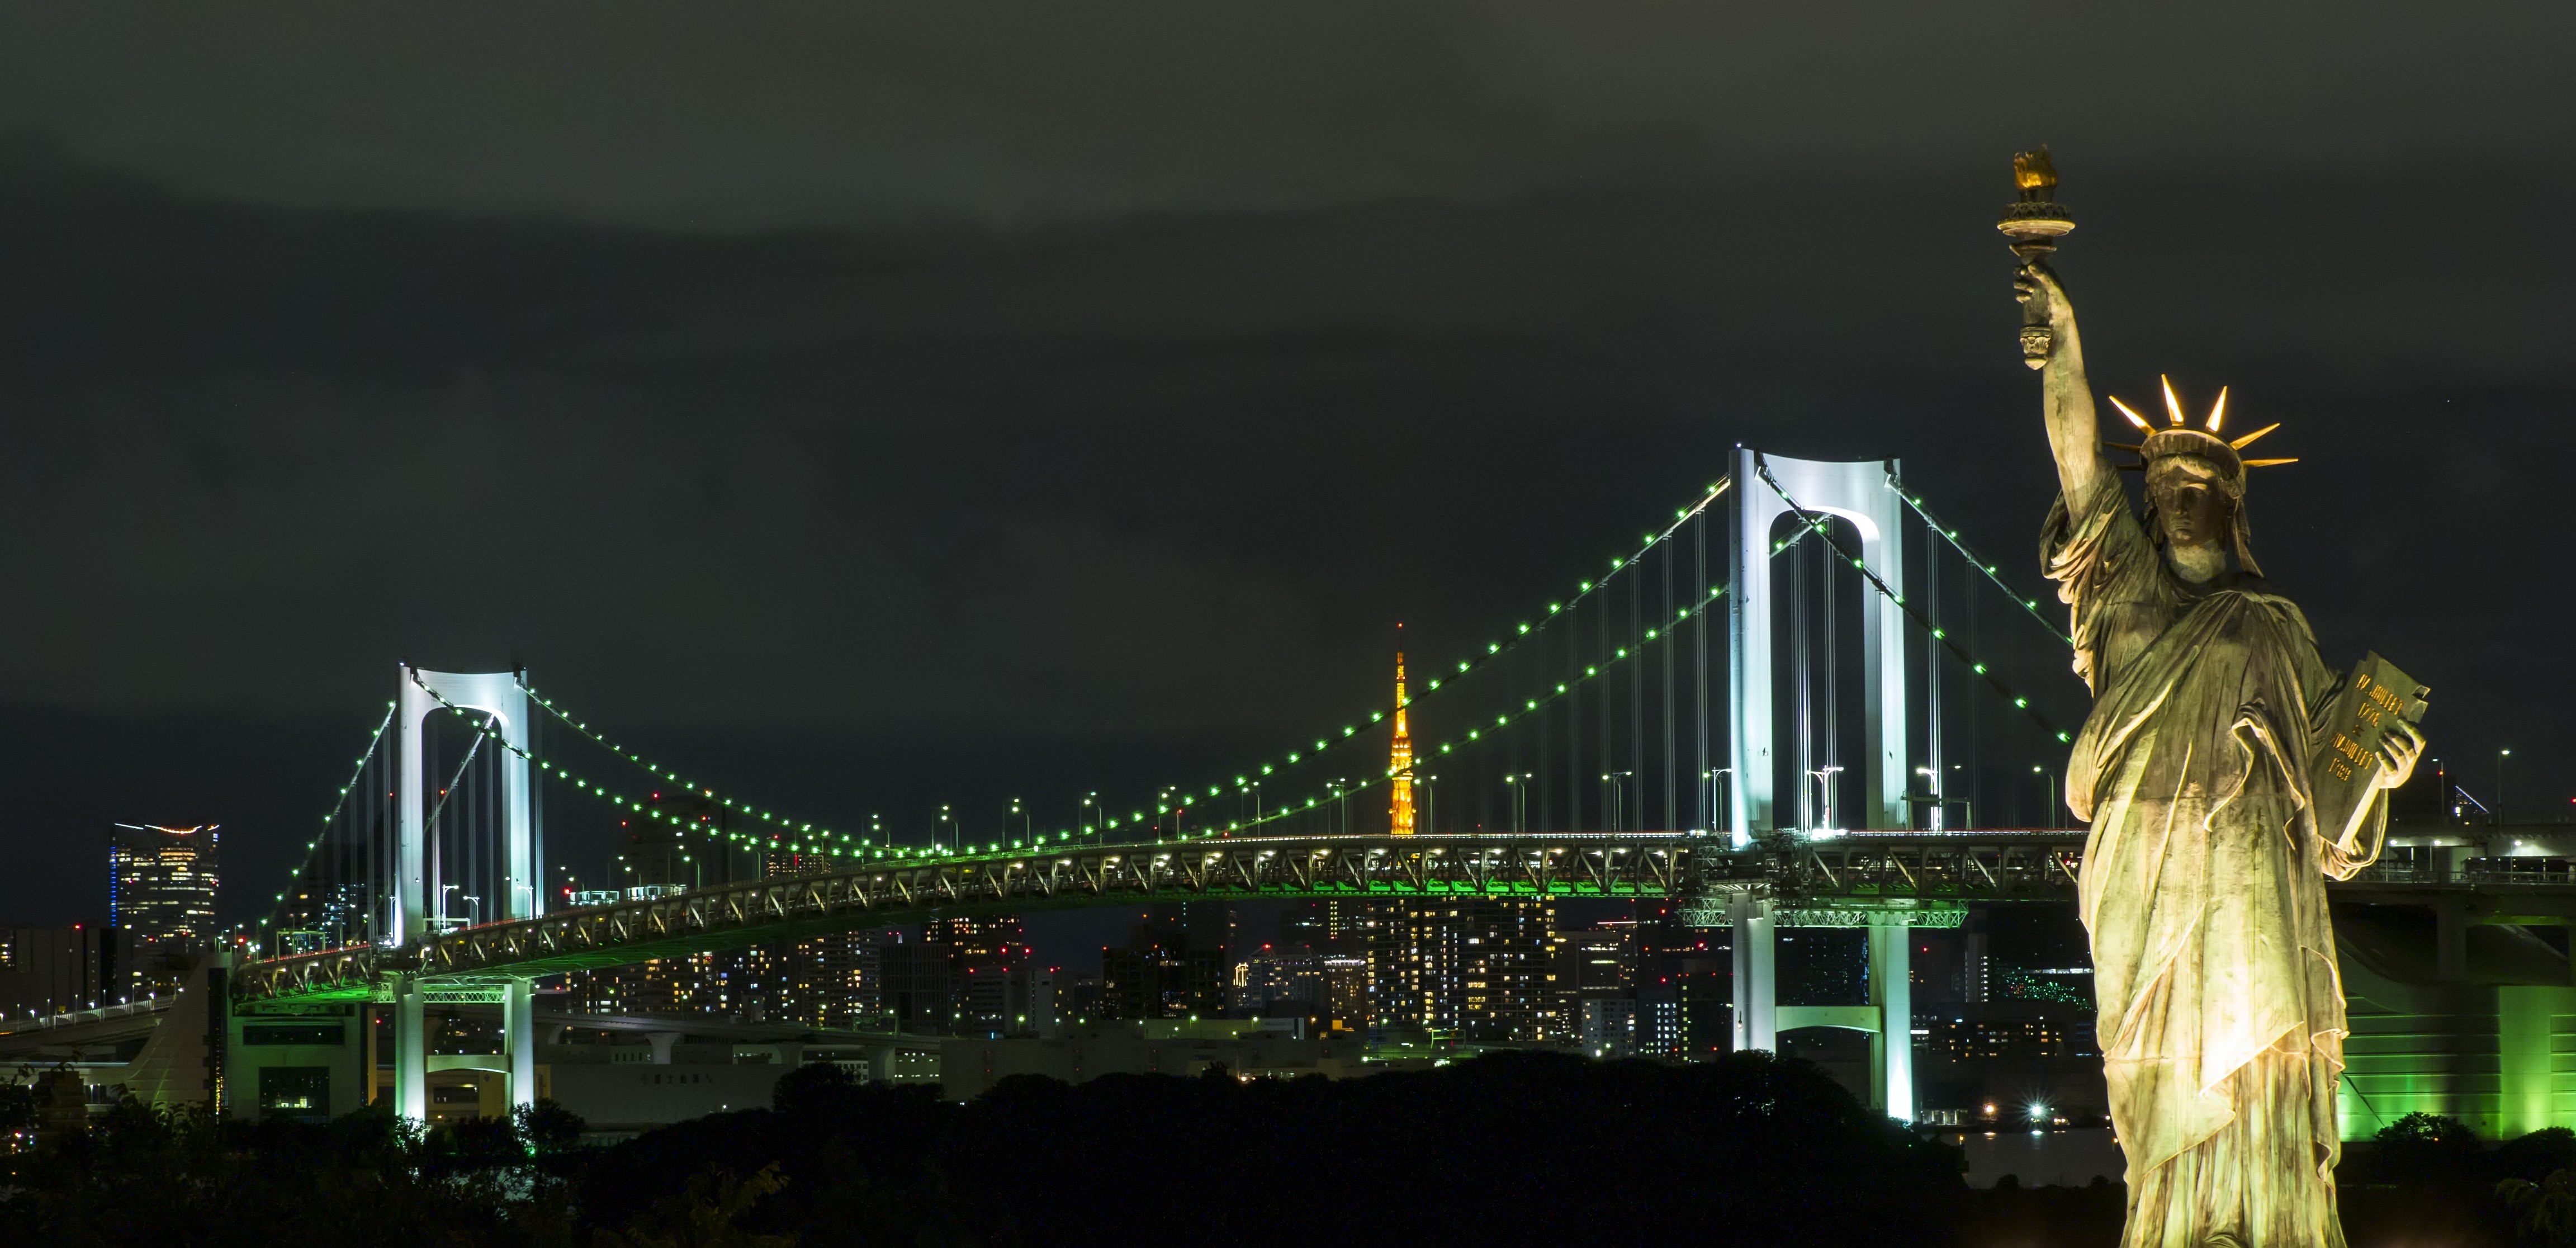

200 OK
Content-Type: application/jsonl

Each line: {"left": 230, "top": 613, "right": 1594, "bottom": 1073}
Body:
{"left": 255, "top": 703, "right": 396, "bottom": 956}
{"left": 1133, "top": 476, "right": 1741, "bottom": 838}
{"left": 1883, "top": 469, "right": 2073, "bottom": 646}
{"left": 1755, "top": 462, "right": 2076, "bottom": 745}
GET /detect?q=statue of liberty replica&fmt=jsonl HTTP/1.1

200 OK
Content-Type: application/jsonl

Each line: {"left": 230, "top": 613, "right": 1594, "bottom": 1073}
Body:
{"left": 2005, "top": 149, "right": 2428, "bottom": 1247}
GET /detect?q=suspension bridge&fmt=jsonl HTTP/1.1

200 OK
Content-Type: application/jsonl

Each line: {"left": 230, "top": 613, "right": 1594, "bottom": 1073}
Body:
{"left": 15, "top": 448, "right": 2543, "bottom": 1134}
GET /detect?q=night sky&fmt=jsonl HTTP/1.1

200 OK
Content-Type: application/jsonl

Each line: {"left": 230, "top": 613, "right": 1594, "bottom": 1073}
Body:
{"left": 2, "top": 4, "right": 2570, "bottom": 963}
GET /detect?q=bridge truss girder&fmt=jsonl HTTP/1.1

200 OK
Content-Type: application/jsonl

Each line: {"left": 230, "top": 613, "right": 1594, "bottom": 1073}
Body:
{"left": 234, "top": 831, "right": 2095, "bottom": 1004}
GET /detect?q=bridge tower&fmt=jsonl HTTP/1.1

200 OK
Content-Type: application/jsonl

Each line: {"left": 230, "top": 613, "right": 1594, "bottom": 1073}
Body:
{"left": 1727, "top": 447, "right": 1909, "bottom": 837}
{"left": 391, "top": 665, "right": 541, "bottom": 1122}
{"left": 1726, "top": 450, "right": 1916, "bottom": 1121}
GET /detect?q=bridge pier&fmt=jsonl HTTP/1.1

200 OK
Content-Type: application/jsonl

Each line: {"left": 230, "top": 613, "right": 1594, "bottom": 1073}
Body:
{"left": 393, "top": 975, "right": 427, "bottom": 1122}
{"left": 504, "top": 979, "right": 536, "bottom": 1113}
{"left": 1732, "top": 895, "right": 1777, "bottom": 1052}
{"left": 1868, "top": 920, "right": 1914, "bottom": 1122}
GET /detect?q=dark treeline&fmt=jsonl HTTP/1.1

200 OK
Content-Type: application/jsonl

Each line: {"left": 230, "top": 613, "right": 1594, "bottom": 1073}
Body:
{"left": 1, "top": 1052, "right": 1961, "bottom": 1247}
{"left": 7, "top": 1056, "right": 2566, "bottom": 1246}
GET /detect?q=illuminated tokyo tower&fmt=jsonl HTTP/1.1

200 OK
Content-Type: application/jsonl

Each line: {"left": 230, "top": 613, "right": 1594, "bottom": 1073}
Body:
{"left": 1389, "top": 627, "right": 1415, "bottom": 836}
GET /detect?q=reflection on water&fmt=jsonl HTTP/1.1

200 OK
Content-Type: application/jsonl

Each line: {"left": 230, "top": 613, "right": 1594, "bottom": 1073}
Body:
{"left": 1952, "top": 1127, "right": 2126, "bottom": 1188}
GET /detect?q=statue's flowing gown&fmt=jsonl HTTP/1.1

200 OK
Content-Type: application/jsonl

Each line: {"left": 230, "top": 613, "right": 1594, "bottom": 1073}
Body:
{"left": 2044, "top": 484, "right": 2385, "bottom": 1248}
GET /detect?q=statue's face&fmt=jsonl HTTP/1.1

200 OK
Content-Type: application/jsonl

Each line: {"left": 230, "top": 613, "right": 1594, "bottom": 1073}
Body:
{"left": 2152, "top": 475, "right": 2229, "bottom": 550}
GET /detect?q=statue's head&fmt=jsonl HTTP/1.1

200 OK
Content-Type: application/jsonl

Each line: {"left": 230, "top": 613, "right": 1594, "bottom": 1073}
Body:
{"left": 2146, "top": 450, "right": 2241, "bottom": 556}
{"left": 2108, "top": 377, "right": 2296, "bottom": 580}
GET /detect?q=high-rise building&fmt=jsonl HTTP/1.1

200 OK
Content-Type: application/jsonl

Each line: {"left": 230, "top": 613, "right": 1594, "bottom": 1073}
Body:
{"left": 778, "top": 931, "right": 884, "bottom": 1030}
{"left": 109, "top": 823, "right": 219, "bottom": 997}
{"left": 0, "top": 924, "right": 122, "bottom": 1017}
{"left": 1389, "top": 643, "right": 1415, "bottom": 836}
{"left": 1634, "top": 901, "right": 1730, "bottom": 1058}
{"left": 272, "top": 844, "right": 373, "bottom": 956}
{"left": 932, "top": 913, "right": 1037, "bottom": 1036}
{"left": 1386, "top": 898, "right": 1561, "bottom": 1041}
{"left": 1101, "top": 906, "right": 1229, "bottom": 1020}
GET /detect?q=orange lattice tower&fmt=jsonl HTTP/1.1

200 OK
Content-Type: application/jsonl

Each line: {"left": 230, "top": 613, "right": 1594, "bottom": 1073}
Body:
{"left": 1389, "top": 628, "right": 1416, "bottom": 836}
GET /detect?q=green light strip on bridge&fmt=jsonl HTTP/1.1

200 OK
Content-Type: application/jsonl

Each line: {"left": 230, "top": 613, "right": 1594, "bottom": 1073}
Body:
{"left": 1195, "top": 510, "right": 1838, "bottom": 838}
{"left": 444, "top": 515, "right": 1806, "bottom": 865}
{"left": 510, "top": 684, "right": 891, "bottom": 854}
{"left": 1884, "top": 470, "right": 2073, "bottom": 647}
{"left": 504, "top": 476, "right": 1748, "bottom": 855}
{"left": 253, "top": 703, "right": 397, "bottom": 953}
{"left": 1137, "top": 477, "right": 1742, "bottom": 826}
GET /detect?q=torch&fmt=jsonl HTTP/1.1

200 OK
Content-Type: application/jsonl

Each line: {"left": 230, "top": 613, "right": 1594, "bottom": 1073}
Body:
{"left": 1999, "top": 146, "right": 2076, "bottom": 369}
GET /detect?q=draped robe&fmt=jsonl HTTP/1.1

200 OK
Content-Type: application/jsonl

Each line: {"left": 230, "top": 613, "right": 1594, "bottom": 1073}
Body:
{"left": 2043, "top": 482, "right": 2388, "bottom": 1248}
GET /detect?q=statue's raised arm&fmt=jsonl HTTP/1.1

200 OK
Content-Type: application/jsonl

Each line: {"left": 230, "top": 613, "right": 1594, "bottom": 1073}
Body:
{"left": 2016, "top": 265, "right": 2110, "bottom": 509}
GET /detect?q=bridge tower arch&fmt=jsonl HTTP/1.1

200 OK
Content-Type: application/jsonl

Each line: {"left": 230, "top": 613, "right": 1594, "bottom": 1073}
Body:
{"left": 1727, "top": 448, "right": 1909, "bottom": 836}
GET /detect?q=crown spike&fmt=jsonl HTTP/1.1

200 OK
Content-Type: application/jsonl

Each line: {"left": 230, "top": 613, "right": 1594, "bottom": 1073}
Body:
{"left": 2241, "top": 457, "right": 2299, "bottom": 467}
{"left": 2161, "top": 375, "right": 2186, "bottom": 426}
{"left": 2108, "top": 395, "right": 2153, "bottom": 431}
{"left": 2229, "top": 422, "right": 2280, "bottom": 450}
{"left": 2205, "top": 386, "right": 2228, "bottom": 433}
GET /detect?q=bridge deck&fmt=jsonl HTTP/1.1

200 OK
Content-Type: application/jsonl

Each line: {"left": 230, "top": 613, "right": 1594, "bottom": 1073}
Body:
{"left": 231, "top": 829, "right": 2576, "bottom": 1003}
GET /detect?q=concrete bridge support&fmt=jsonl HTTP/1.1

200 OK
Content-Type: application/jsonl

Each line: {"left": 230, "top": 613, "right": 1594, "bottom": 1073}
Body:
{"left": 505, "top": 980, "right": 537, "bottom": 1113}
{"left": 394, "top": 976, "right": 427, "bottom": 1122}
{"left": 1735, "top": 901, "right": 1920, "bottom": 1122}
{"left": 1732, "top": 895, "right": 1777, "bottom": 1053}
{"left": 1868, "top": 920, "right": 1914, "bottom": 1122}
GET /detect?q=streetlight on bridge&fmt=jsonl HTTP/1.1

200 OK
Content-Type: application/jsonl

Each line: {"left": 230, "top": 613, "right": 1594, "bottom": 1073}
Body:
{"left": 1602, "top": 771, "right": 1635, "bottom": 832}
{"left": 1705, "top": 768, "right": 1733, "bottom": 841}
{"left": 1807, "top": 765, "right": 1845, "bottom": 831}
{"left": 1504, "top": 773, "right": 1533, "bottom": 834}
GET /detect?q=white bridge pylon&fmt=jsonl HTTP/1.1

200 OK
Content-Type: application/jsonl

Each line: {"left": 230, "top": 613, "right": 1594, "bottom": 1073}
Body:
{"left": 393, "top": 665, "right": 539, "bottom": 1122}
{"left": 1727, "top": 448, "right": 1909, "bottom": 836}
{"left": 1725, "top": 449, "right": 1915, "bottom": 1123}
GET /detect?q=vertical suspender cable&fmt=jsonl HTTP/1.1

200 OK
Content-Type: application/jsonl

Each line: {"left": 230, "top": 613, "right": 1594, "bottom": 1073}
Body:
{"left": 1697, "top": 509, "right": 1712, "bottom": 833}
{"left": 1793, "top": 523, "right": 1811, "bottom": 829}
{"left": 1967, "top": 568, "right": 1981, "bottom": 829}
{"left": 531, "top": 709, "right": 545, "bottom": 915}
{"left": 1598, "top": 571, "right": 1612, "bottom": 830}
{"left": 1925, "top": 503, "right": 1944, "bottom": 831}
{"left": 1630, "top": 543, "right": 1643, "bottom": 832}
{"left": 1662, "top": 533, "right": 1676, "bottom": 832}
{"left": 1822, "top": 519, "right": 1838, "bottom": 827}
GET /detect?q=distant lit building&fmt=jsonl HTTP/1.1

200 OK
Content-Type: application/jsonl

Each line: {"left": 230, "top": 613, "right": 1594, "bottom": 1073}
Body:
{"left": 109, "top": 822, "right": 218, "bottom": 997}
{"left": 1233, "top": 949, "right": 1328, "bottom": 1018}
{"left": 0, "top": 924, "right": 121, "bottom": 1017}
{"left": 1387, "top": 898, "right": 1560, "bottom": 1041}
{"left": 272, "top": 844, "right": 372, "bottom": 956}
{"left": 1102, "top": 906, "right": 1229, "bottom": 1020}
{"left": 778, "top": 931, "right": 884, "bottom": 1030}
{"left": 1580, "top": 998, "right": 1637, "bottom": 1057}
{"left": 1633, "top": 902, "right": 1729, "bottom": 1058}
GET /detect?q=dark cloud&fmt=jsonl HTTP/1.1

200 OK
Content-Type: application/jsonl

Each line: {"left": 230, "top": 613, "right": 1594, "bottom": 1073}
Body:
{"left": 0, "top": 7, "right": 2567, "bottom": 928}
{"left": 2, "top": 2, "right": 2570, "bottom": 228}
